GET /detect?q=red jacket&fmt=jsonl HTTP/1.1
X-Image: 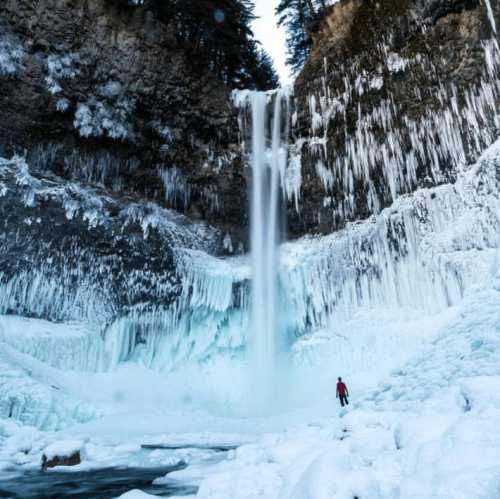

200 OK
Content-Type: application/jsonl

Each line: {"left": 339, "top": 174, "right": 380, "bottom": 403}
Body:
{"left": 336, "top": 382, "right": 348, "bottom": 396}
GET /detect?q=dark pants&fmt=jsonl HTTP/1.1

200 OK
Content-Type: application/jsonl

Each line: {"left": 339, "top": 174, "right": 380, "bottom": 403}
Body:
{"left": 339, "top": 394, "right": 349, "bottom": 407}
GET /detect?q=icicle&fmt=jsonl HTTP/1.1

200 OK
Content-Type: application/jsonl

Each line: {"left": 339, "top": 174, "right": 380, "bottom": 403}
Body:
{"left": 484, "top": 0, "right": 497, "bottom": 33}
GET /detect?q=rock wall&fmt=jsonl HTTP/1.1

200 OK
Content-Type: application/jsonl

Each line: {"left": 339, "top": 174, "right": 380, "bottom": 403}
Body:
{"left": 288, "top": 0, "right": 500, "bottom": 236}
{"left": 0, "top": 156, "right": 224, "bottom": 325}
{"left": 0, "top": 0, "right": 247, "bottom": 240}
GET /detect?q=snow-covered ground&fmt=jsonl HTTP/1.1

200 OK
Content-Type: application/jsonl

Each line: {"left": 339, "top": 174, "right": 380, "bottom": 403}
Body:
{"left": 192, "top": 270, "right": 500, "bottom": 499}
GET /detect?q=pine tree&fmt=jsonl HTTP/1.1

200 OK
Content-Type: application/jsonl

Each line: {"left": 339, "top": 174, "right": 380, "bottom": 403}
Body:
{"left": 242, "top": 44, "right": 280, "bottom": 90}
{"left": 120, "top": 0, "right": 279, "bottom": 90}
{"left": 276, "top": 0, "right": 327, "bottom": 74}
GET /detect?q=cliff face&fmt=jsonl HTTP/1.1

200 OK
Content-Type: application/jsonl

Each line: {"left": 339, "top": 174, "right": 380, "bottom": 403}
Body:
{"left": 0, "top": 0, "right": 246, "bottom": 240}
{"left": 3, "top": 0, "right": 498, "bottom": 242}
{"left": 289, "top": 0, "right": 500, "bottom": 236}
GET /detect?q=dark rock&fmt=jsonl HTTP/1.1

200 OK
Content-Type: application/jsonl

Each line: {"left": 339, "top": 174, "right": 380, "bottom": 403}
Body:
{"left": 41, "top": 451, "right": 81, "bottom": 471}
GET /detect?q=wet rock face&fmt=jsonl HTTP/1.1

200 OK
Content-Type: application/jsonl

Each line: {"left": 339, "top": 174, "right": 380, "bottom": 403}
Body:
{"left": 289, "top": 0, "right": 500, "bottom": 237}
{"left": 0, "top": 0, "right": 247, "bottom": 240}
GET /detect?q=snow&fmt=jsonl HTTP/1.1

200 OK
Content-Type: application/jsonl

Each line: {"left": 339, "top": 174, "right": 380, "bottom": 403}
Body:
{"left": 1, "top": 201, "right": 498, "bottom": 492}
{"left": 43, "top": 439, "right": 85, "bottom": 460}
{"left": 115, "top": 491, "right": 157, "bottom": 499}
{"left": 0, "top": 35, "right": 23, "bottom": 75}
{"left": 0, "top": 249, "right": 499, "bottom": 496}
{"left": 45, "top": 53, "right": 79, "bottom": 94}
{"left": 193, "top": 274, "right": 500, "bottom": 499}
{"left": 74, "top": 97, "right": 134, "bottom": 140}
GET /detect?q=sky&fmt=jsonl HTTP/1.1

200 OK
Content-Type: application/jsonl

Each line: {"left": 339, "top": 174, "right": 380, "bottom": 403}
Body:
{"left": 252, "top": 0, "right": 292, "bottom": 84}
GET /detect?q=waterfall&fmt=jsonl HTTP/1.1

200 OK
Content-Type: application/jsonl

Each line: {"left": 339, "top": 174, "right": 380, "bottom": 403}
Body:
{"left": 235, "top": 89, "right": 290, "bottom": 407}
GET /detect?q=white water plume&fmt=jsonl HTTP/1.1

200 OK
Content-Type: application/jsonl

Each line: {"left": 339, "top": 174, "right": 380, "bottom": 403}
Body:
{"left": 235, "top": 90, "right": 290, "bottom": 408}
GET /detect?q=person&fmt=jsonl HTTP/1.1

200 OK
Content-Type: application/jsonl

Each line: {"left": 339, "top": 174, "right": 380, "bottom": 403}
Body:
{"left": 336, "top": 377, "right": 349, "bottom": 407}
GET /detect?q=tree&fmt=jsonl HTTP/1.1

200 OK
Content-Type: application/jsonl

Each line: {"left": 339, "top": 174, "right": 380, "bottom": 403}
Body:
{"left": 119, "top": 0, "right": 279, "bottom": 90}
{"left": 242, "top": 44, "right": 280, "bottom": 90}
{"left": 276, "top": 0, "right": 327, "bottom": 74}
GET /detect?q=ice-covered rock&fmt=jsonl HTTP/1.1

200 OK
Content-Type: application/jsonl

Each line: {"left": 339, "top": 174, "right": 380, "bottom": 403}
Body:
{"left": 42, "top": 439, "right": 85, "bottom": 469}
{"left": 114, "top": 490, "right": 158, "bottom": 499}
{"left": 0, "top": 0, "right": 244, "bottom": 237}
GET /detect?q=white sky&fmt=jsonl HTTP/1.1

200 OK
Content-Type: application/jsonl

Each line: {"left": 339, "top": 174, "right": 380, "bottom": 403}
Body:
{"left": 252, "top": 0, "right": 292, "bottom": 84}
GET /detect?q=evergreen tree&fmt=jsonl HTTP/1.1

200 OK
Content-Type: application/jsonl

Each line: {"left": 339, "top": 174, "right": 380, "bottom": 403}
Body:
{"left": 120, "top": 0, "right": 279, "bottom": 90}
{"left": 276, "top": 0, "right": 327, "bottom": 74}
{"left": 253, "top": 48, "right": 280, "bottom": 90}
{"left": 243, "top": 44, "right": 280, "bottom": 90}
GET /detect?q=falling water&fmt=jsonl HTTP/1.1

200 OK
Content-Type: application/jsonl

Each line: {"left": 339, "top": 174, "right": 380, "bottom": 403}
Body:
{"left": 235, "top": 90, "right": 290, "bottom": 407}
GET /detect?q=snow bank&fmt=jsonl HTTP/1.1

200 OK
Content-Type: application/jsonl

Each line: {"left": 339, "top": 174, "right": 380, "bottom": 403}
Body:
{"left": 0, "top": 341, "right": 100, "bottom": 431}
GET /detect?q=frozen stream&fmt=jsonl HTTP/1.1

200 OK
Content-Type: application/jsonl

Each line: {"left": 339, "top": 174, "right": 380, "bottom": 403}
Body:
{"left": 0, "top": 443, "right": 239, "bottom": 498}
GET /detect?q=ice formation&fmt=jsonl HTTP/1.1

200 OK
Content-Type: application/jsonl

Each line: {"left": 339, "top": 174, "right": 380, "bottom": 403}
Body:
{"left": 74, "top": 97, "right": 134, "bottom": 140}
{"left": 291, "top": 32, "right": 500, "bottom": 227}
{"left": 280, "top": 151, "right": 500, "bottom": 333}
{"left": 45, "top": 53, "right": 80, "bottom": 94}
{"left": 29, "top": 143, "right": 139, "bottom": 192}
{"left": 0, "top": 35, "right": 23, "bottom": 76}
{"left": 160, "top": 167, "right": 191, "bottom": 211}
{"left": 1, "top": 135, "right": 498, "bottom": 397}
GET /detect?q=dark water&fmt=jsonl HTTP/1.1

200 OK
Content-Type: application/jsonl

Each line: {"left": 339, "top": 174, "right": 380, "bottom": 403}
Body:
{"left": 0, "top": 462, "right": 197, "bottom": 499}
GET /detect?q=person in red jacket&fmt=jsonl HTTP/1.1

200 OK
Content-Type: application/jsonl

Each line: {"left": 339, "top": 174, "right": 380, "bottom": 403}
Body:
{"left": 336, "top": 377, "right": 349, "bottom": 407}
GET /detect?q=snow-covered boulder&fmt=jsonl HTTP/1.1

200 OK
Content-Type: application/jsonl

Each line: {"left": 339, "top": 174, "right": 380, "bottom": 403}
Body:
{"left": 41, "top": 439, "right": 85, "bottom": 470}
{"left": 114, "top": 490, "right": 158, "bottom": 499}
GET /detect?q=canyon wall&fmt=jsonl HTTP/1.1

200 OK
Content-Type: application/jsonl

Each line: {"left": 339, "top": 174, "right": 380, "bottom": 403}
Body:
{"left": 0, "top": 0, "right": 246, "bottom": 238}
{"left": 288, "top": 0, "right": 499, "bottom": 236}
